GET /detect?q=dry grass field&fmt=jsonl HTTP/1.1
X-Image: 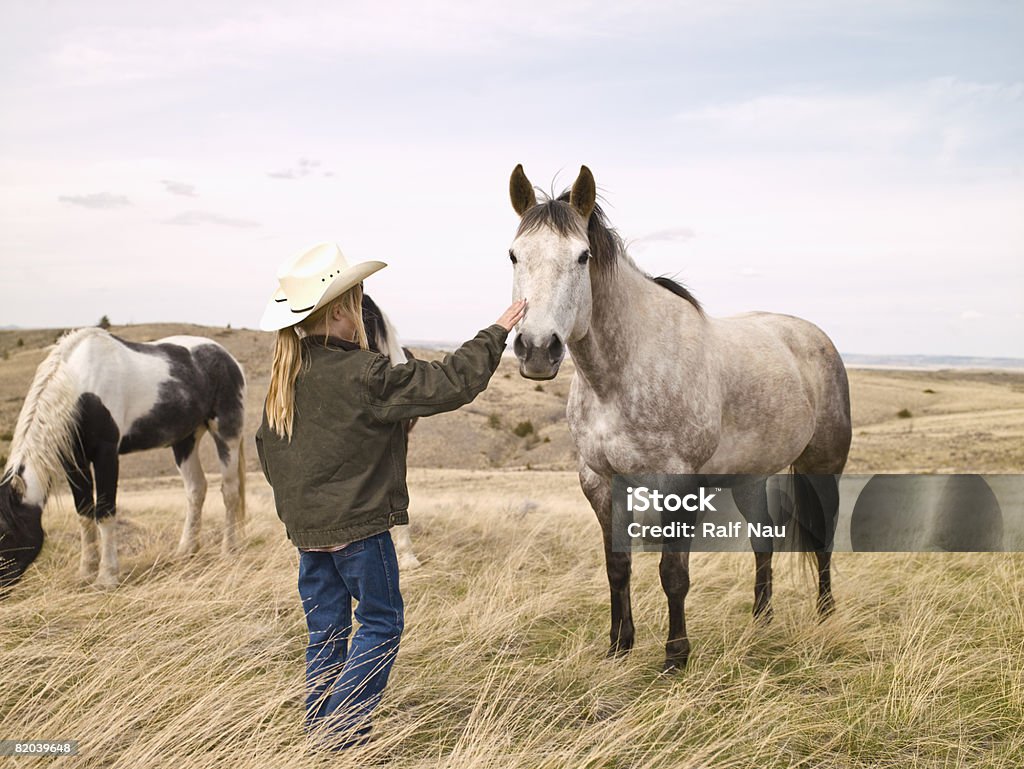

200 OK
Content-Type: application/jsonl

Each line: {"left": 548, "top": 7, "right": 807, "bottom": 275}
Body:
{"left": 1, "top": 325, "right": 1024, "bottom": 767}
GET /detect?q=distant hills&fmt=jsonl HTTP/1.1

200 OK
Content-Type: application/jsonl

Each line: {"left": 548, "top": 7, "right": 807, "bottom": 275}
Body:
{"left": 841, "top": 353, "right": 1024, "bottom": 370}
{"left": 406, "top": 340, "right": 1024, "bottom": 371}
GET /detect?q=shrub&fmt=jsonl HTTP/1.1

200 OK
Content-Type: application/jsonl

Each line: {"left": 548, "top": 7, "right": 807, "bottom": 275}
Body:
{"left": 897, "top": 408, "right": 913, "bottom": 419}
{"left": 98, "top": 315, "right": 111, "bottom": 330}
{"left": 512, "top": 420, "right": 535, "bottom": 438}
{"left": 0, "top": 430, "right": 12, "bottom": 441}
{"left": 534, "top": 384, "right": 544, "bottom": 392}
{"left": 923, "top": 388, "right": 936, "bottom": 394}
{"left": 16, "top": 338, "right": 23, "bottom": 347}
{"left": 487, "top": 414, "right": 501, "bottom": 430}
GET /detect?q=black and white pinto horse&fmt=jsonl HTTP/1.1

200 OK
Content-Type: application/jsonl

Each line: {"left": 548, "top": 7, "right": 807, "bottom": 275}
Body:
{"left": 361, "top": 294, "right": 421, "bottom": 570}
{"left": 0, "top": 328, "right": 247, "bottom": 590}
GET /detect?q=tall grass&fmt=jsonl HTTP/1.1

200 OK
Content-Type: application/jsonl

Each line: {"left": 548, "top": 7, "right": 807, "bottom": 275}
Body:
{"left": 2, "top": 474, "right": 1023, "bottom": 767}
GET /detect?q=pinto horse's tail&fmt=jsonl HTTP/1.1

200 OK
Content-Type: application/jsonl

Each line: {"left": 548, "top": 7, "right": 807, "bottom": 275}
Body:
{"left": 784, "top": 470, "right": 839, "bottom": 560}
{"left": 237, "top": 439, "right": 247, "bottom": 524}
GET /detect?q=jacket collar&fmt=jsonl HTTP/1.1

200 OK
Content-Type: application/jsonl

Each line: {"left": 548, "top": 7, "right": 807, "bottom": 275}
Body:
{"left": 302, "top": 334, "right": 360, "bottom": 352}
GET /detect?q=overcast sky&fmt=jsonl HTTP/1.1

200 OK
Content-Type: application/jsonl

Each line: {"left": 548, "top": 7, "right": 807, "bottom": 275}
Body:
{"left": 1, "top": 1, "right": 1021, "bottom": 356}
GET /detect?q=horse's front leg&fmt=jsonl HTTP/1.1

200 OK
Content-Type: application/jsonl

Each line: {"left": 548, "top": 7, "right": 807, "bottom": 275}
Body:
{"left": 656, "top": 471, "right": 704, "bottom": 672}
{"left": 659, "top": 547, "right": 691, "bottom": 672}
{"left": 173, "top": 430, "right": 207, "bottom": 557}
{"left": 93, "top": 443, "right": 121, "bottom": 588}
{"left": 582, "top": 465, "right": 634, "bottom": 656}
{"left": 63, "top": 443, "right": 99, "bottom": 579}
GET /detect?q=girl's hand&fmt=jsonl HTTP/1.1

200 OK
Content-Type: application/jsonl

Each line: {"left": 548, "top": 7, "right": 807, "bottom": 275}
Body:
{"left": 496, "top": 299, "right": 527, "bottom": 331}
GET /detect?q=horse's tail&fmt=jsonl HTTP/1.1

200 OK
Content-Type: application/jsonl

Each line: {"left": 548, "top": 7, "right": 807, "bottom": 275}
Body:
{"left": 785, "top": 468, "right": 838, "bottom": 563}
{"left": 236, "top": 436, "right": 246, "bottom": 528}
{"left": 378, "top": 308, "right": 408, "bottom": 366}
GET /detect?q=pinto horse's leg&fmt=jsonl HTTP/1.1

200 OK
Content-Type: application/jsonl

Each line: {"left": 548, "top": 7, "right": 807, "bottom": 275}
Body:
{"left": 63, "top": 440, "right": 100, "bottom": 579}
{"left": 732, "top": 477, "right": 774, "bottom": 624}
{"left": 392, "top": 525, "right": 421, "bottom": 571}
{"left": 581, "top": 465, "right": 634, "bottom": 657}
{"left": 173, "top": 429, "right": 207, "bottom": 557}
{"left": 211, "top": 432, "right": 244, "bottom": 555}
{"left": 92, "top": 441, "right": 121, "bottom": 588}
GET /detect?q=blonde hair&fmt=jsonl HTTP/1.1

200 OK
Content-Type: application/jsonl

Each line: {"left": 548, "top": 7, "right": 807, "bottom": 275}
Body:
{"left": 265, "top": 283, "right": 369, "bottom": 439}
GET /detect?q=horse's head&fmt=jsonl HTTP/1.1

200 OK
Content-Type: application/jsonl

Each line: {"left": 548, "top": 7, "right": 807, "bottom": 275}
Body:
{"left": 0, "top": 471, "right": 44, "bottom": 593}
{"left": 508, "top": 164, "right": 597, "bottom": 380}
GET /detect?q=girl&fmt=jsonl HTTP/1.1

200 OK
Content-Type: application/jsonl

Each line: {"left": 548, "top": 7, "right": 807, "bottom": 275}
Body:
{"left": 255, "top": 242, "right": 525, "bottom": 749}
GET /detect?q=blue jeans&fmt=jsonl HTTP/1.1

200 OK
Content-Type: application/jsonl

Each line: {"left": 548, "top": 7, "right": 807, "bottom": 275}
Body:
{"left": 297, "top": 531, "right": 404, "bottom": 746}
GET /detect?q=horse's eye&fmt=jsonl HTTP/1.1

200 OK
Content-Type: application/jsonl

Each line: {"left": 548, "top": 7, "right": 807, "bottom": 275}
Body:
{"left": 509, "top": 250, "right": 518, "bottom": 265}
{"left": 578, "top": 250, "right": 590, "bottom": 265}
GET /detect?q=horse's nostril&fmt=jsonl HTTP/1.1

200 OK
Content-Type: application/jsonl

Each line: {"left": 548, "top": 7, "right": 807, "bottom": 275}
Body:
{"left": 513, "top": 333, "right": 527, "bottom": 358}
{"left": 549, "top": 334, "right": 564, "bottom": 362}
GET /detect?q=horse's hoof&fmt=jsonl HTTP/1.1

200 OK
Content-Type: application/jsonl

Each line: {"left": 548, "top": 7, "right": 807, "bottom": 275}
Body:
{"left": 606, "top": 640, "right": 634, "bottom": 658}
{"left": 753, "top": 606, "right": 774, "bottom": 626}
{"left": 397, "top": 553, "right": 422, "bottom": 571}
{"left": 817, "top": 599, "right": 836, "bottom": 621}
{"left": 661, "top": 655, "right": 689, "bottom": 674}
{"left": 175, "top": 545, "right": 199, "bottom": 559}
{"left": 93, "top": 574, "right": 120, "bottom": 589}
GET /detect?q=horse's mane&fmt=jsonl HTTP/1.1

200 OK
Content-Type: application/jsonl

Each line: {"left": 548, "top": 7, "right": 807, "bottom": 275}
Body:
{"left": 516, "top": 191, "right": 702, "bottom": 314}
{"left": 4, "top": 328, "right": 97, "bottom": 493}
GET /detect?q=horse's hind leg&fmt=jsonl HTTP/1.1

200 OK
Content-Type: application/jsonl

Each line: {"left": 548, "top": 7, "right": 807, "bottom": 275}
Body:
{"left": 211, "top": 431, "right": 244, "bottom": 554}
{"left": 791, "top": 466, "right": 841, "bottom": 618}
{"left": 93, "top": 442, "right": 121, "bottom": 588}
{"left": 174, "top": 429, "right": 207, "bottom": 557}
{"left": 63, "top": 441, "right": 100, "bottom": 579}
{"left": 392, "top": 525, "right": 421, "bottom": 570}
{"left": 732, "top": 477, "right": 773, "bottom": 624}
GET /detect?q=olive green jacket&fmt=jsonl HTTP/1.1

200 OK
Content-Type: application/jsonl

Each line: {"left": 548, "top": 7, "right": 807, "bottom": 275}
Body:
{"left": 255, "top": 324, "right": 508, "bottom": 548}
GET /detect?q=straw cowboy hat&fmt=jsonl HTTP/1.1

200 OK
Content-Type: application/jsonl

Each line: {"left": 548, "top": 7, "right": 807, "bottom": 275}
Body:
{"left": 259, "top": 242, "right": 386, "bottom": 331}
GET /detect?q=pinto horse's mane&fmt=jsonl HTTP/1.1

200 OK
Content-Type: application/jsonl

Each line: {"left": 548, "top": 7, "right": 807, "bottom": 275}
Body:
{"left": 516, "top": 191, "right": 702, "bottom": 314}
{"left": 4, "top": 329, "right": 98, "bottom": 491}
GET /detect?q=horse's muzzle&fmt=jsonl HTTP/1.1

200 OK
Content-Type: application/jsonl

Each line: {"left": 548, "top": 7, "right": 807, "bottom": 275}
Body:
{"left": 514, "top": 332, "right": 564, "bottom": 380}
{"left": 0, "top": 553, "right": 27, "bottom": 594}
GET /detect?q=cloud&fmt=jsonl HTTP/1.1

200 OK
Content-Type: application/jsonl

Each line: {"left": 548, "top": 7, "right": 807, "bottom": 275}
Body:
{"left": 267, "top": 157, "right": 326, "bottom": 180}
{"left": 41, "top": 4, "right": 709, "bottom": 87}
{"left": 163, "top": 210, "right": 260, "bottom": 228}
{"left": 674, "top": 78, "right": 1024, "bottom": 162}
{"left": 633, "top": 227, "right": 696, "bottom": 245}
{"left": 630, "top": 227, "right": 696, "bottom": 254}
{"left": 960, "top": 310, "right": 984, "bottom": 320}
{"left": 58, "top": 192, "right": 131, "bottom": 209}
{"left": 160, "top": 179, "right": 197, "bottom": 197}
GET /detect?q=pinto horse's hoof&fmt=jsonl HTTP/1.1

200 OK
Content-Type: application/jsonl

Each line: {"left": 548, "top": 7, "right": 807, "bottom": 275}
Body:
{"left": 92, "top": 573, "right": 120, "bottom": 590}
{"left": 397, "top": 553, "right": 422, "bottom": 571}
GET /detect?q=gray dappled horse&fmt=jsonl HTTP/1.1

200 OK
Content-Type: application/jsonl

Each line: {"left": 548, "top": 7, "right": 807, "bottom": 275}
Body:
{"left": 507, "top": 165, "right": 852, "bottom": 671}
{"left": 0, "top": 328, "right": 246, "bottom": 591}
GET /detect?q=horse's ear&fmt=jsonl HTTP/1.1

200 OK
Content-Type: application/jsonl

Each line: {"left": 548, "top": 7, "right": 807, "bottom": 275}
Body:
{"left": 9, "top": 475, "right": 25, "bottom": 499}
{"left": 569, "top": 165, "right": 596, "bottom": 220}
{"left": 510, "top": 164, "right": 537, "bottom": 216}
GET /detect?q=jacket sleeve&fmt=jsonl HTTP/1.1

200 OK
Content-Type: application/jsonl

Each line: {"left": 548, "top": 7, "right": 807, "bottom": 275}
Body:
{"left": 364, "top": 324, "right": 509, "bottom": 423}
{"left": 254, "top": 421, "right": 273, "bottom": 487}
